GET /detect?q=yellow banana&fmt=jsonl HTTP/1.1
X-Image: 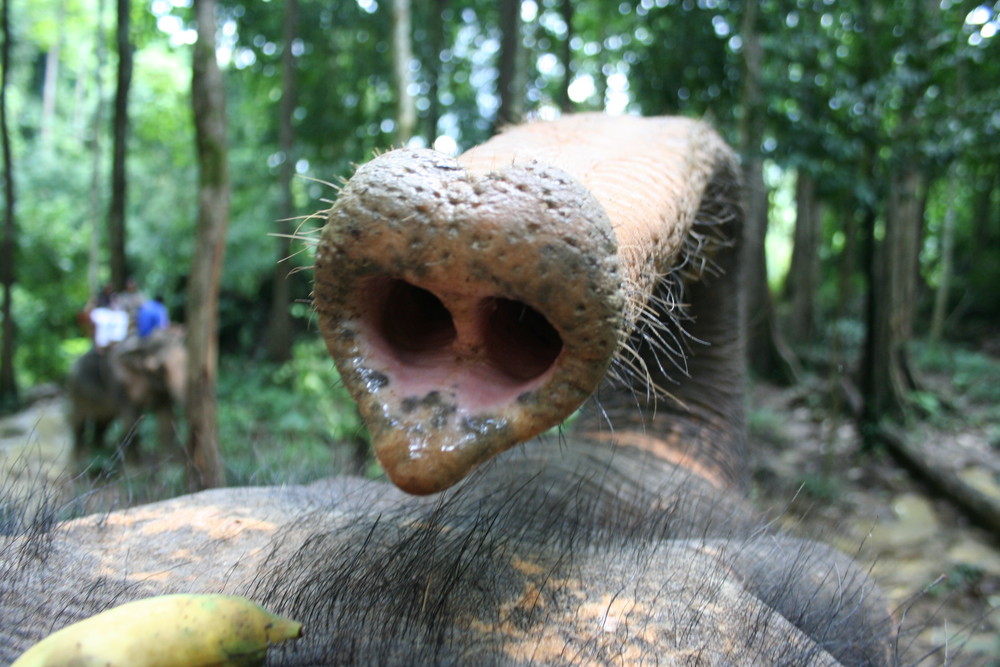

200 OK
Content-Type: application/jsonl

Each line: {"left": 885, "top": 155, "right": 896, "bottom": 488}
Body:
{"left": 11, "top": 593, "right": 303, "bottom": 667}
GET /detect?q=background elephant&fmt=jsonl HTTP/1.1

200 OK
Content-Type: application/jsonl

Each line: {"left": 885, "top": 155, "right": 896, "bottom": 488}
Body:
{"left": 2, "top": 117, "right": 895, "bottom": 665}
{"left": 67, "top": 326, "right": 186, "bottom": 465}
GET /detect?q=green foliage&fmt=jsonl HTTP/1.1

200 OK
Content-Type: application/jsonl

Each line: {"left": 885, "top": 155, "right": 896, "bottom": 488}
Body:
{"left": 9, "top": 147, "right": 94, "bottom": 382}
{"left": 828, "top": 317, "right": 867, "bottom": 350}
{"left": 748, "top": 406, "right": 790, "bottom": 448}
{"left": 272, "top": 337, "right": 366, "bottom": 444}
{"left": 912, "top": 341, "right": 1000, "bottom": 406}
{"left": 944, "top": 562, "right": 985, "bottom": 593}
{"left": 908, "top": 389, "right": 946, "bottom": 420}
{"left": 216, "top": 338, "right": 369, "bottom": 486}
{"left": 796, "top": 473, "right": 842, "bottom": 502}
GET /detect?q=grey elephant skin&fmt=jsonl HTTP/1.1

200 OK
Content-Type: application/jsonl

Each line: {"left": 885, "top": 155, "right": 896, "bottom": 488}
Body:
{"left": 1, "top": 116, "right": 895, "bottom": 666}
{"left": 66, "top": 326, "right": 186, "bottom": 464}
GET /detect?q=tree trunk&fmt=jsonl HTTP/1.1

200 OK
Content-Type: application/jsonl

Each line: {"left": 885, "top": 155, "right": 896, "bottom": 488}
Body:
{"left": 863, "top": 167, "right": 923, "bottom": 425}
{"left": 742, "top": 158, "right": 798, "bottom": 383}
{"left": 265, "top": 0, "right": 298, "bottom": 363}
{"left": 0, "top": 0, "right": 17, "bottom": 405}
{"left": 72, "top": 65, "right": 87, "bottom": 139}
{"left": 494, "top": 0, "right": 522, "bottom": 132}
{"left": 786, "top": 171, "right": 821, "bottom": 344}
{"left": 738, "top": 0, "right": 798, "bottom": 384}
{"left": 929, "top": 171, "right": 957, "bottom": 342}
{"left": 187, "top": 0, "right": 230, "bottom": 490}
{"left": 392, "top": 0, "right": 415, "bottom": 145}
{"left": 972, "top": 163, "right": 999, "bottom": 245}
{"left": 557, "top": 0, "right": 573, "bottom": 113}
{"left": 896, "top": 168, "right": 924, "bottom": 386}
{"left": 88, "top": 0, "right": 107, "bottom": 297}
{"left": 834, "top": 193, "right": 858, "bottom": 325}
{"left": 108, "top": 0, "right": 133, "bottom": 292}
{"left": 426, "top": 0, "right": 447, "bottom": 141}
{"left": 828, "top": 192, "right": 857, "bottom": 380}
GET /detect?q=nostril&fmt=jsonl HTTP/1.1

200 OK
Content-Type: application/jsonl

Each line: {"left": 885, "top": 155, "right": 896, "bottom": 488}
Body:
{"left": 362, "top": 279, "right": 561, "bottom": 393}
{"left": 483, "top": 298, "right": 563, "bottom": 382}
{"left": 379, "top": 279, "right": 457, "bottom": 355}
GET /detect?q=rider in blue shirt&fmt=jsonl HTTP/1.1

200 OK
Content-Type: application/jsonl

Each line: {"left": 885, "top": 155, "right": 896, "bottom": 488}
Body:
{"left": 137, "top": 295, "right": 170, "bottom": 338}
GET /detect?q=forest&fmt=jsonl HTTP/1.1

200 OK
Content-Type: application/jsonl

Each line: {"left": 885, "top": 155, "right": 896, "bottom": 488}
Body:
{"left": 0, "top": 0, "right": 999, "bottom": 660}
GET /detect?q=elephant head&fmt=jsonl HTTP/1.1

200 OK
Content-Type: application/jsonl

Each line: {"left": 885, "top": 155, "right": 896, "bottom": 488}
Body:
{"left": 3, "top": 116, "right": 895, "bottom": 667}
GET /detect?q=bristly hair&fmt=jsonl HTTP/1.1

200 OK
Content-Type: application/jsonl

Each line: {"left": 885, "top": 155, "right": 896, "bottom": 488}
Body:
{"left": 603, "top": 161, "right": 741, "bottom": 412}
{"left": 241, "top": 437, "right": 896, "bottom": 666}
{"left": 268, "top": 173, "right": 356, "bottom": 282}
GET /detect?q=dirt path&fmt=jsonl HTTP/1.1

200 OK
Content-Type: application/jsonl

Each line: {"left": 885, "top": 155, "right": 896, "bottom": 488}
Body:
{"left": 0, "top": 397, "right": 74, "bottom": 509}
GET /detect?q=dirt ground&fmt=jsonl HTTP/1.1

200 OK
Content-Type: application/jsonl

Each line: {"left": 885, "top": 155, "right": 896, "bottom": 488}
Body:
{"left": 0, "top": 394, "right": 73, "bottom": 512}
{"left": 749, "top": 380, "right": 1000, "bottom": 667}
{"left": 1, "top": 382, "right": 998, "bottom": 666}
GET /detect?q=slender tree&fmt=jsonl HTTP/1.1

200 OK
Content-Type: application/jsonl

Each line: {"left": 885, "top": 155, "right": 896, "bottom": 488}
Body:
{"left": 859, "top": 1, "right": 938, "bottom": 429}
{"left": 392, "top": 0, "right": 416, "bottom": 144}
{"left": 0, "top": 0, "right": 16, "bottom": 404}
{"left": 425, "top": 0, "right": 447, "bottom": 141}
{"left": 556, "top": 0, "right": 574, "bottom": 113}
{"left": 930, "top": 172, "right": 957, "bottom": 342}
{"left": 786, "top": 171, "right": 821, "bottom": 344}
{"left": 738, "top": 0, "right": 798, "bottom": 383}
{"left": 108, "top": 0, "right": 133, "bottom": 291}
{"left": 864, "top": 167, "right": 924, "bottom": 422}
{"left": 829, "top": 189, "right": 860, "bottom": 396}
{"left": 187, "top": 0, "right": 230, "bottom": 489}
{"left": 929, "top": 55, "right": 968, "bottom": 343}
{"left": 494, "top": 0, "right": 522, "bottom": 132}
{"left": 265, "top": 0, "right": 299, "bottom": 363}
{"left": 88, "top": 0, "right": 107, "bottom": 297}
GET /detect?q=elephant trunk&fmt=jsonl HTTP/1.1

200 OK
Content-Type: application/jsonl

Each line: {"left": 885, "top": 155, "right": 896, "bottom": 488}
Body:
{"left": 313, "top": 114, "right": 744, "bottom": 495}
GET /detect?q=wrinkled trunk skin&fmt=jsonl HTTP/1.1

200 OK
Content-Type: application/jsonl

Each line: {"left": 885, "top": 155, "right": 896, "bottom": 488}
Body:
{"left": 2, "top": 116, "right": 892, "bottom": 667}
{"left": 67, "top": 327, "right": 187, "bottom": 463}
{"left": 315, "top": 115, "right": 748, "bottom": 495}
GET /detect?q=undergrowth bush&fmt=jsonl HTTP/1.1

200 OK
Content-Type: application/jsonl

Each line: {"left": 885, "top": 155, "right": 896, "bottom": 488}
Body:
{"left": 748, "top": 407, "right": 791, "bottom": 449}
{"left": 218, "top": 338, "right": 370, "bottom": 485}
{"left": 912, "top": 341, "right": 1000, "bottom": 407}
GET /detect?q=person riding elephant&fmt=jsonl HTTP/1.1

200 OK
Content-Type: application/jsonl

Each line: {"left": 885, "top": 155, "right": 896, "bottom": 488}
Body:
{"left": 137, "top": 294, "right": 170, "bottom": 338}
{"left": 67, "top": 325, "right": 186, "bottom": 465}
{"left": 88, "top": 306, "right": 128, "bottom": 351}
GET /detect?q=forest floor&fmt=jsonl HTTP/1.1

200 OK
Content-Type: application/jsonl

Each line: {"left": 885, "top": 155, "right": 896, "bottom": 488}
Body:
{"left": 749, "top": 374, "right": 1000, "bottom": 667}
{"left": 1, "top": 370, "right": 998, "bottom": 665}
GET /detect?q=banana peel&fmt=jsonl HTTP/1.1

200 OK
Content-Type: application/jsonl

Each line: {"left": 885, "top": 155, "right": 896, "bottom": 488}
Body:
{"left": 11, "top": 593, "right": 303, "bottom": 667}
